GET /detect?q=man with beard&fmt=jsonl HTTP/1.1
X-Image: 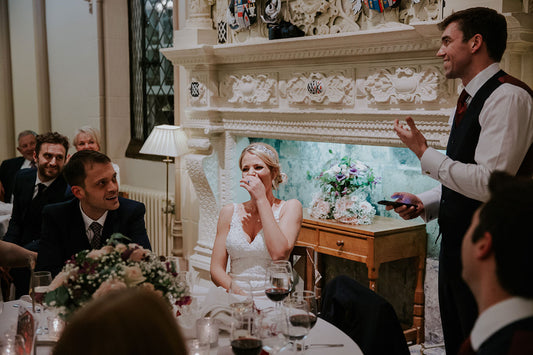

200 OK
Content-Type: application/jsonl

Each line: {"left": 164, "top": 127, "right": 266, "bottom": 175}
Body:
{"left": 36, "top": 150, "right": 151, "bottom": 277}
{"left": 4, "top": 132, "right": 70, "bottom": 297}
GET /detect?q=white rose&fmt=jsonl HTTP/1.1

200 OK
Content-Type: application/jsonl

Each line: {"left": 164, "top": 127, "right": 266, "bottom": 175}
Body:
{"left": 123, "top": 265, "right": 146, "bottom": 286}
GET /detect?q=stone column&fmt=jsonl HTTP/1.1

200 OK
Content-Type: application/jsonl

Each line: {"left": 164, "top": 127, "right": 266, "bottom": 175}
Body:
{"left": 0, "top": 0, "right": 15, "bottom": 160}
{"left": 32, "top": 0, "right": 51, "bottom": 133}
{"left": 174, "top": 0, "right": 217, "bottom": 47}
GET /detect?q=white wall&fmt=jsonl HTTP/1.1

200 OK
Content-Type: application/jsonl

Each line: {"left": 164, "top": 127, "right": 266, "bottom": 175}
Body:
{"left": 46, "top": 0, "right": 99, "bottom": 153}
{"left": 9, "top": 0, "right": 39, "bottom": 136}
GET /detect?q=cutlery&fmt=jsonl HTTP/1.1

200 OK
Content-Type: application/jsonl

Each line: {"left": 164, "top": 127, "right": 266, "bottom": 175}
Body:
{"left": 296, "top": 343, "right": 344, "bottom": 350}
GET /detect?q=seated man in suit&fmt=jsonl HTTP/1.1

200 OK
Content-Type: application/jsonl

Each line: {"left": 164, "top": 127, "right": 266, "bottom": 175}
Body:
{"left": 37, "top": 150, "right": 151, "bottom": 277}
{"left": 459, "top": 171, "right": 533, "bottom": 355}
{"left": 0, "top": 130, "right": 37, "bottom": 203}
{"left": 4, "top": 131, "right": 70, "bottom": 297}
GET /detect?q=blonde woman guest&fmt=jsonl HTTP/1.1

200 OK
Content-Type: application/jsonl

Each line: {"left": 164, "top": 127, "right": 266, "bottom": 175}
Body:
{"left": 72, "top": 126, "right": 120, "bottom": 185}
{"left": 210, "top": 143, "right": 302, "bottom": 292}
{"left": 53, "top": 289, "right": 187, "bottom": 355}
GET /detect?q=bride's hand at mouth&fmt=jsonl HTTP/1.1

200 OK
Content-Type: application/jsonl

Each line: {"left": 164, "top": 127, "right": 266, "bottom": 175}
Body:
{"left": 240, "top": 175, "right": 267, "bottom": 201}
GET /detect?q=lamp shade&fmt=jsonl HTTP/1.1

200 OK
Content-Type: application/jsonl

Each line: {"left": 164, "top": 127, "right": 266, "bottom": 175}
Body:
{"left": 139, "top": 125, "right": 188, "bottom": 158}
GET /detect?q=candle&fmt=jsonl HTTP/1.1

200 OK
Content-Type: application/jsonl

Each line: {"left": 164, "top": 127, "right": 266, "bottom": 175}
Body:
{"left": 186, "top": 339, "right": 210, "bottom": 355}
{"left": 47, "top": 316, "right": 65, "bottom": 340}
{"left": 196, "top": 317, "right": 219, "bottom": 348}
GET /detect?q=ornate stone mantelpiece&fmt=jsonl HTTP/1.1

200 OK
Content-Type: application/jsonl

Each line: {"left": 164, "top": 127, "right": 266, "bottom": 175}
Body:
{"left": 162, "top": 2, "right": 533, "bottom": 275}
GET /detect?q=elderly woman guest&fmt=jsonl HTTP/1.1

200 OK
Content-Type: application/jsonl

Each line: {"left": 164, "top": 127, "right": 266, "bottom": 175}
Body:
{"left": 53, "top": 289, "right": 187, "bottom": 355}
{"left": 72, "top": 126, "right": 120, "bottom": 185}
{"left": 210, "top": 142, "right": 303, "bottom": 292}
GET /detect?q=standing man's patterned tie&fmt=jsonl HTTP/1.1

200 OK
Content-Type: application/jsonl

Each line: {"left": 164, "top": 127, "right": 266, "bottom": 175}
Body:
{"left": 454, "top": 89, "right": 469, "bottom": 126}
{"left": 89, "top": 222, "right": 103, "bottom": 249}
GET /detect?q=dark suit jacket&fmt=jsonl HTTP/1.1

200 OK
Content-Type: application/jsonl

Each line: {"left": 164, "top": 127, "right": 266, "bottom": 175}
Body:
{"left": 36, "top": 197, "right": 152, "bottom": 276}
{"left": 320, "top": 275, "right": 409, "bottom": 355}
{"left": 477, "top": 316, "right": 533, "bottom": 355}
{"left": 0, "top": 156, "right": 25, "bottom": 203}
{"left": 3, "top": 168, "right": 69, "bottom": 251}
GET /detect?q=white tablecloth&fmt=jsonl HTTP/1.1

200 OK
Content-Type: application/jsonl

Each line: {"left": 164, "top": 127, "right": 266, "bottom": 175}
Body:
{"left": 184, "top": 282, "right": 363, "bottom": 355}
{"left": 0, "top": 300, "right": 55, "bottom": 355}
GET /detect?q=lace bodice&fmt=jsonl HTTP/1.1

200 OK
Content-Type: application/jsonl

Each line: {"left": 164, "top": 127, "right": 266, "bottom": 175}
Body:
{"left": 225, "top": 201, "right": 285, "bottom": 291}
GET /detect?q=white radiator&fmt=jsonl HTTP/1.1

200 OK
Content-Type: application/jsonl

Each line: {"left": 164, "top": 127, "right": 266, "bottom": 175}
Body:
{"left": 119, "top": 184, "right": 173, "bottom": 256}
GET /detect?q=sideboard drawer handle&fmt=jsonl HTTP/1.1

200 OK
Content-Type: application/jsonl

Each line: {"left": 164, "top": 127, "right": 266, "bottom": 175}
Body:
{"left": 336, "top": 240, "right": 344, "bottom": 247}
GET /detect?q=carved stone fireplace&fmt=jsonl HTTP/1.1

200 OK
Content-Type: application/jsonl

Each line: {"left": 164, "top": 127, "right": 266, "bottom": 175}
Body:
{"left": 163, "top": 1, "right": 533, "bottom": 279}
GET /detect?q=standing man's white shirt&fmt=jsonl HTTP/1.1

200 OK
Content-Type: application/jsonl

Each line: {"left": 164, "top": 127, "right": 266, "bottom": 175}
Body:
{"left": 418, "top": 63, "right": 533, "bottom": 221}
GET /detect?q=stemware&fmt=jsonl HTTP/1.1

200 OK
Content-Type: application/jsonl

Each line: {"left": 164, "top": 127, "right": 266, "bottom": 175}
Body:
{"left": 230, "top": 310, "right": 262, "bottom": 355}
{"left": 270, "top": 260, "right": 294, "bottom": 292}
{"left": 229, "top": 277, "right": 254, "bottom": 314}
{"left": 264, "top": 265, "right": 291, "bottom": 308}
{"left": 284, "top": 291, "right": 317, "bottom": 354}
{"left": 30, "top": 271, "right": 52, "bottom": 306}
{"left": 258, "top": 308, "right": 289, "bottom": 355}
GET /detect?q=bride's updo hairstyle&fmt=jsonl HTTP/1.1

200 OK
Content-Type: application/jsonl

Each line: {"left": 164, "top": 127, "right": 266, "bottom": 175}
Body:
{"left": 239, "top": 142, "right": 287, "bottom": 190}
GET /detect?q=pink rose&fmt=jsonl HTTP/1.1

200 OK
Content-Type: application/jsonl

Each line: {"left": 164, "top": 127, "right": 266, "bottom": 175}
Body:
{"left": 123, "top": 265, "right": 146, "bottom": 286}
{"left": 87, "top": 249, "right": 105, "bottom": 259}
{"left": 311, "top": 198, "right": 330, "bottom": 219}
{"left": 100, "top": 245, "right": 114, "bottom": 254}
{"left": 129, "top": 248, "right": 148, "bottom": 262}
{"left": 93, "top": 279, "right": 127, "bottom": 299}
{"left": 115, "top": 243, "right": 127, "bottom": 253}
{"left": 49, "top": 271, "right": 69, "bottom": 291}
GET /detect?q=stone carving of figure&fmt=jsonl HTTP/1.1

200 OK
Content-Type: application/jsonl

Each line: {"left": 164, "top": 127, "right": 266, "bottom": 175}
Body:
{"left": 261, "top": 0, "right": 282, "bottom": 24}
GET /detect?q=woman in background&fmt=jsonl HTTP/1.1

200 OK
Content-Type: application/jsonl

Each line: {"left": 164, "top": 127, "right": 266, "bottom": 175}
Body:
{"left": 210, "top": 142, "right": 302, "bottom": 292}
{"left": 72, "top": 126, "right": 120, "bottom": 185}
{"left": 53, "top": 289, "right": 187, "bottom": 355}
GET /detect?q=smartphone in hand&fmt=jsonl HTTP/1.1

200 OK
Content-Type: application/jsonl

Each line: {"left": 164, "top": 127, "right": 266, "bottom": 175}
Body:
{"left": 377, "top": 200, "right": 418, "bottom": 210}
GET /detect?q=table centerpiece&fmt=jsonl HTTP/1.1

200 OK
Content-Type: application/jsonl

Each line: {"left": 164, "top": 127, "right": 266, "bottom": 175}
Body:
{"left": 309, "top": 154, "right": 380, "bottom": 225}
{"left": 44, "top": 234, "right": 190, "bottom": 319}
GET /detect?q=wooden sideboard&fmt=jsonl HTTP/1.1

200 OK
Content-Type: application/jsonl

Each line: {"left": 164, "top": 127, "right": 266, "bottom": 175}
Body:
{"left": 295, "top": 214, "right": 427, "bottom": 344}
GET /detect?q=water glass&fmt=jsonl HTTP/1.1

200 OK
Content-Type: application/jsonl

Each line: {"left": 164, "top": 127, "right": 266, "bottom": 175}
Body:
{"left": 30, "top": 271, "right": 52, "bottom": 306}
{"left": 229, "top": 277, "right": 254, "bottom": 314}
{"left": 186, "top": 339, "right": 209, "bottom": 355}
{"left": 196, "top": 317, "right": 219, "bottom": 348}
{"left": 258, "top": 308, "right": 289, "bottom": 355}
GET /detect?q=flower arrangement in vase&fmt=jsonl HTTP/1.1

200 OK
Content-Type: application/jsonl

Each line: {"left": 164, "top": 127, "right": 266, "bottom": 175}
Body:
{"left": 309, "top": 153, "right": 380, "bottom": 225}
{"left": 44, "top": 234, "right": 190, "bottom": 319}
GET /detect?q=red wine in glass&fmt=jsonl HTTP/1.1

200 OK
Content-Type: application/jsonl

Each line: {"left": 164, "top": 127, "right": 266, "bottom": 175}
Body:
{"left": 265, "top": 287, "right": 290, "bottom": 302}
{"left": 34, "top": 286, "right": 49, "bottom": 305}
{"left": 230, "top": 338, "right": 262, "bottom": 355}
{"left": 289, "top": 314, "right": 317, "bottom": 329}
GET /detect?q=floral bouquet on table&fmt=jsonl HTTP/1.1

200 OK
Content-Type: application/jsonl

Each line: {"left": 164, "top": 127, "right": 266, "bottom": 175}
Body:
{"left": 309, "top": 154, "right": 380, "bottom": 225}
{"left": 44, "top": 233, "right": 191, "bottom": 319}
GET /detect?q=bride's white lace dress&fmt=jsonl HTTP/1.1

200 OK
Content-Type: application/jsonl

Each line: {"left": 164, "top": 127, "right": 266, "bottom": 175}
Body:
{"left": 225, "top": 201, "right": 285, "bottom": 293}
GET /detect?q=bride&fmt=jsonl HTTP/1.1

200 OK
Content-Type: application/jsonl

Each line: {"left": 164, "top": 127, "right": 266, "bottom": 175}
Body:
{"left": 210, "top": 143, "right": 302, "bottom": 293}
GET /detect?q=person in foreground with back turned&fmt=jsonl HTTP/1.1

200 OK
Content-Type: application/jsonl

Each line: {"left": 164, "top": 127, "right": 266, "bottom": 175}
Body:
{"left": 210, "top": 142, "right": 302, "bottom": 293}
{"left": 458, "top": 171, "right": 533, "bottom": 354}
{"left": 53, "top": 288, "right": 187, "bottom": 355}
{"left": 387, "top": 7, "right": 533, "bottom": 354}
{"left": 36, "top": 150, "right": 151, "bottom": 277}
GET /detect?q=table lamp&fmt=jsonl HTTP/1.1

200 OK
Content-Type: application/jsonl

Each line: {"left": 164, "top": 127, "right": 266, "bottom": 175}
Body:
{"left": 140, "top": 124, "right": 188, "bottom": 254}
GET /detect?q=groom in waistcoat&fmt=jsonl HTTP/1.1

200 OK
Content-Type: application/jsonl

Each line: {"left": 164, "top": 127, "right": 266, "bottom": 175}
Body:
{"left": 36, "top": 150, "right": 151, "bottom": 277}
{"left": 386, "top": 7, "right": 533, "bottom": 355}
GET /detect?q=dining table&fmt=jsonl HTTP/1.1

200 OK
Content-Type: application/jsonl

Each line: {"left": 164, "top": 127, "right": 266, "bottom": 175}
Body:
{"left": 0, "top": 284, "right": 363, "bottom": 355}
{"left": 181, "top": 282, "right": 363, "bottom": 355}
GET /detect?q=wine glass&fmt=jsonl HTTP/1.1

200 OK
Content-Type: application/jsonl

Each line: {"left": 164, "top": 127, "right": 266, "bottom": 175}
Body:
{"left": 229, "top": 276, "right": 254, "bottom": 315}
{"left": 264, "top": 265, "right": 291, "bottom": 309}
{"left": 30, "top": 271, "right": 52, "bottom": 307}
{"left": 284, "top": 291, "right": 317, "bottom": 354}
{"left": 270, "top": 260, "right": 294, "bottom": 292}
{"left": 230, "top": 310, "right": 262, "bottom": 355}
{"left": 258, "top": 308, "right": 289, "bottom": 355}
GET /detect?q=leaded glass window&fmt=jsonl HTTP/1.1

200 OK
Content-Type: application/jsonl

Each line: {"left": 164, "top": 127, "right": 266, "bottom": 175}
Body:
{"left": 127, "top": 0, "right": 174, "bottom": 157}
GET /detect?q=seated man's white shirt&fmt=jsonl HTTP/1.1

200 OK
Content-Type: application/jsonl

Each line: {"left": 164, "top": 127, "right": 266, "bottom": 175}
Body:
{"left": 470, "top": 297, "right": 533, "bottom": 351}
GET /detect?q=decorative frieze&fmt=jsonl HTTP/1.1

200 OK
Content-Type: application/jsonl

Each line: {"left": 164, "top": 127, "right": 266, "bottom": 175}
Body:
{"left": 283, "top": 71, "right": 354, "bottom": 106}
{"left": 362, "top": 65, "right": 449, "bottom": 105}
{"left": 220, "top": 73, "right": 278, "bottom": 105}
